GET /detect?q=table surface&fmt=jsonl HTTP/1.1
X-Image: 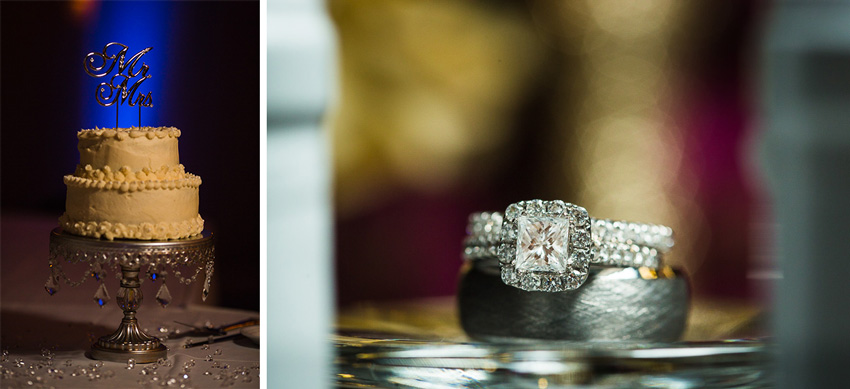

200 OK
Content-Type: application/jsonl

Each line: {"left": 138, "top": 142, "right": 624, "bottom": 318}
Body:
{"left": 1, "top": 302, "right": 259, "bottom": 388}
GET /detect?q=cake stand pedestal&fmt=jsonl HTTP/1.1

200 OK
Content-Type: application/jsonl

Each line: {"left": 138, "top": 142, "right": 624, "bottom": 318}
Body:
{"left": 46, "top": 228, "right": 215, "bottom": 363}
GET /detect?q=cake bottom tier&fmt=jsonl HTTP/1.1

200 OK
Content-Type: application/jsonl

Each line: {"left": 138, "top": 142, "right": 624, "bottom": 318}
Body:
{"left": 61, "top": 182, "right": 203, "bottom": 240}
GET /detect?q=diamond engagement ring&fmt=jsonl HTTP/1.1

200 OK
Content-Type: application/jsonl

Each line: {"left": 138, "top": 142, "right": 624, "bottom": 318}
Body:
{"left": 463, "top": 200, "right": 674, "bottom": 292}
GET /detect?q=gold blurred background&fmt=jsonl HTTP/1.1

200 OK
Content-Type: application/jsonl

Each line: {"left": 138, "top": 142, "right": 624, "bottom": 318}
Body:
{"left": 328, "top": 0, "right": 763, "bottom": 307}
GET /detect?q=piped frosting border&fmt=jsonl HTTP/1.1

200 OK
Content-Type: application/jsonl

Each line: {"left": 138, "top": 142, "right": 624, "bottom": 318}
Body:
{"left": 74, "top": 164, "right": 188, "bottom": 182}
{"left": 59, "top": 214, "right": 204, "bottom": 241}
{"left": 78, "top": 126, "right": 181, "bottom": 140}
{"left": 63, "top": 173, "right": 202, "bottom": 192}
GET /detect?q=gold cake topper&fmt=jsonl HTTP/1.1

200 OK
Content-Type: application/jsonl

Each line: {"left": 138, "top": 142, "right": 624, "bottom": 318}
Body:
{"left": 84, "top": 42, "right": 153, "bottom": 128}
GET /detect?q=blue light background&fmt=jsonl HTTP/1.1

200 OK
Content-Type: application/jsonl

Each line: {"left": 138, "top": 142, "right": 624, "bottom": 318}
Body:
{"left": 2, "top": 0, "right": 260, "bottom": 312}
{"left": 81, "top": 1, "right": 171, "bottom": 129}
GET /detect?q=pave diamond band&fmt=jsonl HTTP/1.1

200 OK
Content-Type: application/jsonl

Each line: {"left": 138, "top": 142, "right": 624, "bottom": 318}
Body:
{"left": 463, "top": 200, "right": 674, "bottom": 292}
{"left": 463, "top": 213, "right": 673, "bottom": 266}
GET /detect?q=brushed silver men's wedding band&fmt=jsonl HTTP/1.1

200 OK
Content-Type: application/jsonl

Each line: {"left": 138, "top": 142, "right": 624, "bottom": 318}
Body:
{"left": 458, "top": 262, "right": 689, "bottom": 342}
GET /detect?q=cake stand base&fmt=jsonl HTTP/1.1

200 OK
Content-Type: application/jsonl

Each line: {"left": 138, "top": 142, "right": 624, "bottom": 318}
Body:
{"left": 90, "top": 343, "right": 167, "bottom": 364}
{"left": 89, "top": 313, "right": 168, "bottom": 363}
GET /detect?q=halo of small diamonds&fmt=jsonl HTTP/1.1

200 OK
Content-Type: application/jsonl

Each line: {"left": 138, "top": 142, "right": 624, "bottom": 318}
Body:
{"left": 499, "top": 200, "right": 592, "bottom": 292}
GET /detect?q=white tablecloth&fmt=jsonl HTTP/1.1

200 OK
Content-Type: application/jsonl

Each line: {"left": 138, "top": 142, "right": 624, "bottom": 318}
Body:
{"left": 1, "top": 302, "right": 259, "bottom": 388}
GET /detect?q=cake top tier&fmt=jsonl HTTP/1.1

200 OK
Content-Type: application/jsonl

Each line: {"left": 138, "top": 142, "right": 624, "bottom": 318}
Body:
{"left": 77, "top": 126, "right": 181, "bottom": 172}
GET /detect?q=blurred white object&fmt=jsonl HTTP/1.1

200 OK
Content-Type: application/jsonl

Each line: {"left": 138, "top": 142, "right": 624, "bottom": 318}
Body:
{"left": 267, "top": 0, "right": 335, "bottom": 387}
{"left": 761, "top": 2, "right": 850, "bottom": 388}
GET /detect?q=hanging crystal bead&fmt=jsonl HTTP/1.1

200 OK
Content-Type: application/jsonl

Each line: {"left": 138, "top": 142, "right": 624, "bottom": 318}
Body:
{"left": 160, "top": 269, "right": 169, "bottom": 282}
{"left": 203, "top": 262, "right": 214, "bottom": 301}
{"left": 90, "top": 262, "right": 105, "bottom": 281}
{"left": 93, "top": 282, "right": 110, "bottom": 307}
{"left": 155, "top": 283, "right": 172, "bottom": 307}
{"left": 44, "top": 273, "right": 60, "bottom": 296}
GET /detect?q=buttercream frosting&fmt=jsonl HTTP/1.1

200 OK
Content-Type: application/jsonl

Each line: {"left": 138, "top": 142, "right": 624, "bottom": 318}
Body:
{"left": 59, "top": 214, "right": 204, "bottom": 241}
{"left": 61, "top": 126, "right": 203, "bottom": 240}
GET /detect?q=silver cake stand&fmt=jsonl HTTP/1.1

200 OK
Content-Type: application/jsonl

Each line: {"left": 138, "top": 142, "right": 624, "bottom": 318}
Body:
{"left": 45, "top": 227, "right": 215, "bottom": 363}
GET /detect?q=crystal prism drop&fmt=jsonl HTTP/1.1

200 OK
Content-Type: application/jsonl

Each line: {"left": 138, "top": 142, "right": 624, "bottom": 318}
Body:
{"left": 93, "top": 283, "right": 110, "bottom": 307}
{"left": 202, "top": 262, "right": 213, "bottom": 302}
{"left": 44, "top": 274, "right": 60, "bottom": 296}
{"left": 156, "top": 283, "right": 172, "bottom": 307}
{"left": 202, "top": 282, "right": 210, "bottom": 302}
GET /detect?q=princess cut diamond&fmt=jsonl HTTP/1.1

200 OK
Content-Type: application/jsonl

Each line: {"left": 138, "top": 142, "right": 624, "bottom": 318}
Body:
{"left": 515, "top": 215, "right": 570, "bottom": 272}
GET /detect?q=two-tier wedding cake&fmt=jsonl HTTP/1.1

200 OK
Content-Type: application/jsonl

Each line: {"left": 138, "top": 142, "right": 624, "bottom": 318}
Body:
{"left": 59, "top": 126, "right": 203, "bottom": 240}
